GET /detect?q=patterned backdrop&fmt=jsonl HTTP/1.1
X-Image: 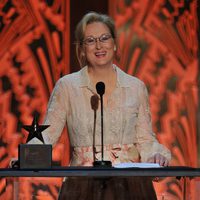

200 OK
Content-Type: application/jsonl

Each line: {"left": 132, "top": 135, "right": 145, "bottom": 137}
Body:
{"left": 0, "top": 0, "right": 70, "bottom": 199}
{"left": 0, "top": 0, "right": 199, "bottom": 199}
{"left": 110, "top": 0, "right": 199, "bottom": 199}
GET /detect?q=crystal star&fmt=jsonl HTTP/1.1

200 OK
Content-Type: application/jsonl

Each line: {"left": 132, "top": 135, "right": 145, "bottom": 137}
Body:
{"left": 23, "top": 115, "right": 50, "bottom": 143}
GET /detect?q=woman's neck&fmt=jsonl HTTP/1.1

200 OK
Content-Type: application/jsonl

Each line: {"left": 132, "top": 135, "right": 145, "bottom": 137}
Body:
{"left": 88, "top": 65, "right": 117, "bottom": 100}
{"left": 88, "top": 64, "right": 115, "bottom": 82}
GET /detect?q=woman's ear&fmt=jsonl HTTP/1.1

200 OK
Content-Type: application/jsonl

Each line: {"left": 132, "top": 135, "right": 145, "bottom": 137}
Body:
{"left": 80, "top": 50, "right": 87, "bottom": 67}
{"left": 80, "top": 48, "right": 85, "bottom": 56}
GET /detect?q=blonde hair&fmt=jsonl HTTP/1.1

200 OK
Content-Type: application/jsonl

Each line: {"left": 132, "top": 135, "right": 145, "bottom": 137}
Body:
{"left": 75, "top": 11, "right": 119, "bottom": 67}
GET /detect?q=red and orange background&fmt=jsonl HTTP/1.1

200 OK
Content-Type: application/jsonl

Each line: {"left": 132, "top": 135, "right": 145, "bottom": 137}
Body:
{"left": 0, "top": 0, "right": 199, "bottom": 199}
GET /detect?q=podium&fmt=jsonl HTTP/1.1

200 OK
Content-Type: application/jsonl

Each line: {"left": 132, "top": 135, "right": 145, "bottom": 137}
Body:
{"left": 2, "top": 166, "right": 200, "bottom": 199}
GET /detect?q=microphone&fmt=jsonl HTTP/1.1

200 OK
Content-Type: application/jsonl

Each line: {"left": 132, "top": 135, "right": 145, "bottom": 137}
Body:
{"left": 93, "top": 82, "right": 112, "bottom": 167}
{"left": 96, "top": 82, "right": 105, "bottom": 96}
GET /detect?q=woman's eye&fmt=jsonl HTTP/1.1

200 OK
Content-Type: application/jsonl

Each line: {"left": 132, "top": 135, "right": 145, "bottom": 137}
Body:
{"left": 100, "top": 35, "right": 111, "bottom": 42}
{"left": 85, "top": 38, "right": 95, "bottom": 44}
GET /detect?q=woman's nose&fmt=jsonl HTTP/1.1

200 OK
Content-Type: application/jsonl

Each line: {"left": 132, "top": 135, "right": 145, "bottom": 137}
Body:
{"left": 95, "top": 39, "right": 102, "bottom": 49}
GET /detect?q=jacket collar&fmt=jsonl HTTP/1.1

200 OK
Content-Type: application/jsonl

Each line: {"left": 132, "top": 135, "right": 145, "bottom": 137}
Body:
{"left": 79, "top": 65, "right": 132, "bottom": 88}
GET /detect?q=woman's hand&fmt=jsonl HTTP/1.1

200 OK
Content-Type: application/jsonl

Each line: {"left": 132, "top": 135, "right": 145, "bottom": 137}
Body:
{"left": 147, "top": 153, "right": 169, "bottom": 167}
{"left": 9, "top": 158, "right": 19, "bottom": 168}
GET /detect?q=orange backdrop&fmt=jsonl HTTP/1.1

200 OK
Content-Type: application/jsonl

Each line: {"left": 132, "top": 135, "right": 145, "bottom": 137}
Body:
{"left": 0, "top": 0, "right": 199, "bottom": 199}
{"left": 0, "top": 0, "right": 70, "bottom": 199}
{"left": 110, "top": 0, "right": 199, "bottom": 199}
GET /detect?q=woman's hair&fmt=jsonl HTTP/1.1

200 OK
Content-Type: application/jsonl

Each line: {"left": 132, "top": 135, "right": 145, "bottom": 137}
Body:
{"left": 75, "top": 11, "right": 119, "bottom": 67}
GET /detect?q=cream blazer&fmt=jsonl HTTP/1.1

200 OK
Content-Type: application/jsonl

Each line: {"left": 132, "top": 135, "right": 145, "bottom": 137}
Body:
{"left": 30, "top": 65, "right": 171, "bottom": 166}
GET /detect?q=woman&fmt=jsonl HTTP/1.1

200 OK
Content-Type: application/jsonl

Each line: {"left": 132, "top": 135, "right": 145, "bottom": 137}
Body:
{"left": 32, "top": 12, "right": 171, "bottom": 199}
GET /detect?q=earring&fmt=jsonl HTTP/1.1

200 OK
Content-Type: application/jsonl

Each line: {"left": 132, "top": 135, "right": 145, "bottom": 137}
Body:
{"left": 114, "top": 46, "right": 117, "bottom": 51}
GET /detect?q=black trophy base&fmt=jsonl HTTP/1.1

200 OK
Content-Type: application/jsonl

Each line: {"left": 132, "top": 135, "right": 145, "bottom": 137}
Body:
{"left": 93, "top": 160, "right": 112, "bottom": 167}
{"left": 19, "top": 144, "right": 52, "bottom": 169}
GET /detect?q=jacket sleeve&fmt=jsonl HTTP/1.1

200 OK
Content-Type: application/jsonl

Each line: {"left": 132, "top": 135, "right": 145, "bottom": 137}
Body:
{"left": 28, "top": 78, "right": 68, "bottom": 146}
{"left": 135, "top": 81, "right": 171, "bottom": 162}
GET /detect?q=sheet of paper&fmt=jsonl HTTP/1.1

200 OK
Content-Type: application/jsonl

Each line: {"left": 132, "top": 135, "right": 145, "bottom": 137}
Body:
{"left": 114, "top": 162, "right": 161, "bottom": 168}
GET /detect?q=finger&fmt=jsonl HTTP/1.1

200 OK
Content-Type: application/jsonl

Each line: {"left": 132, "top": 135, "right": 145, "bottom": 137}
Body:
{"left": 163, "top": 159, "right": 169, "bottom": 167}
{"left": 158, "top": 155, "right": 165, "bottom": 166}
{"left": 155, "top": 154, "right": 161, "bottom": 164}
{"left": 158, "top": 156, "right": 169, "bottom": 167}
{"left": 147, "top": 157, "right": 154, "bottom": 163}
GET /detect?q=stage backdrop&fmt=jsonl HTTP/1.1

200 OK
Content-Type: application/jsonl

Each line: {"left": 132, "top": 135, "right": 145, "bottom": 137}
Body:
{"left": 0, "top": 0, "right": 199, "bottom": 199}
{"left": 0, "top": 0, "right": 70, "bottom": 199}
{"left": 109, "top": 0, "right": 199, "bottom": 199}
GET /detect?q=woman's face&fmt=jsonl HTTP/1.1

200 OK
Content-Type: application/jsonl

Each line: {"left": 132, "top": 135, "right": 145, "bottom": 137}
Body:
{"left": 82, "top": 22, "right": 115, "bottom": 68}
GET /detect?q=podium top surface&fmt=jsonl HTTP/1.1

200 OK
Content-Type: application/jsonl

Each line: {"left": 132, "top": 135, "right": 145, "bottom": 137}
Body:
{"left": 0, "top": 166, "right": 200, "bottom": 177}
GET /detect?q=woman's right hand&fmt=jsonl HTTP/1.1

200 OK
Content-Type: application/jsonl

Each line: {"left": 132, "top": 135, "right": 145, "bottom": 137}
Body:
{"left": 9, "top": 158, "right": 19, "bottom": 168}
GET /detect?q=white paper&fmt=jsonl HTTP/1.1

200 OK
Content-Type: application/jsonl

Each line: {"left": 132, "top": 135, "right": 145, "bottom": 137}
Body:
{"left": 113, "top": 162, "right": 161, "bottom": 168}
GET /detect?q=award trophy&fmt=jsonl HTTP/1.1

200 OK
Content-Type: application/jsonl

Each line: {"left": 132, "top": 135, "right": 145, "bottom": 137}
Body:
{"left": 18, "top": 115, "right": 52, "bottom": 169}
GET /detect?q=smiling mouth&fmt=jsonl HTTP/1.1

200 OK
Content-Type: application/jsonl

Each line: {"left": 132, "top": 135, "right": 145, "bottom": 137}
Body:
{"left": 95, "top": 52, "right": 106, "bottom": 58}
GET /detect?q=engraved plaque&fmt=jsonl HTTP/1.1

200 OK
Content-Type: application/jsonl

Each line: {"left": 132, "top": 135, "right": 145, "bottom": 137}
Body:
{"left": 19, "top": 144, "right": 52, "bottom": 169}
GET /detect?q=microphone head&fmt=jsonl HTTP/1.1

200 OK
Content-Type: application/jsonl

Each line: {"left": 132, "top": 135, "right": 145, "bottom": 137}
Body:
{"left": 96, "top": 82, "right": 105, "bottom": 96}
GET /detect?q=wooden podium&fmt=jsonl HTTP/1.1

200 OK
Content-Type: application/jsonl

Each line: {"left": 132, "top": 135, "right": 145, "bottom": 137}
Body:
{"left": 2, "top": 166, "right": 200, "bottom": 200}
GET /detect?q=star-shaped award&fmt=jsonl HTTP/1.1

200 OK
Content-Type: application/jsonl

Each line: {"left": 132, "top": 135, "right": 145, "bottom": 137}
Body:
{"left": 23, "top": 115, "right": 50, "bottom": 143}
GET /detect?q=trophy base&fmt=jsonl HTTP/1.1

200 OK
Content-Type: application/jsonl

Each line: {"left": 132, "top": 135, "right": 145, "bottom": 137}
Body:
{"left": 19, "top": 144, "right": 52, "bottom": 169}
{"left": 93, "top": 160, "right": 112, "bottom": 167}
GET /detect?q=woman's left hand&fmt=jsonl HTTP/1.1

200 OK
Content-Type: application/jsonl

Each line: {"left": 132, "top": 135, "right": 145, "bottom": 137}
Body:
{"left": 147, "top": 153, "right": 169, "bottom": 167}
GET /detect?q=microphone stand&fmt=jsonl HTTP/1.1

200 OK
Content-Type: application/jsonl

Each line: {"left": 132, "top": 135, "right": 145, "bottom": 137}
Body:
{"left": 93, "top": 82, "right": 112, "bottom": 167}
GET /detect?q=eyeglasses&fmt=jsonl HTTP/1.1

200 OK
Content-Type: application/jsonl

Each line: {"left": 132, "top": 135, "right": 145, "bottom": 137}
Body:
{"left": 83, "top": 34, "right": 112, "bottom": 46}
